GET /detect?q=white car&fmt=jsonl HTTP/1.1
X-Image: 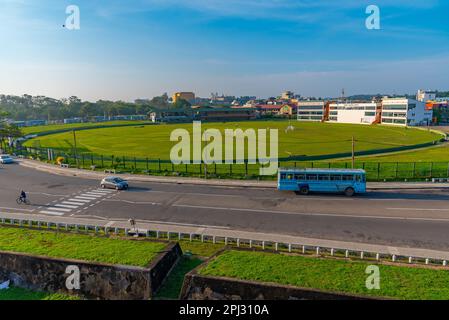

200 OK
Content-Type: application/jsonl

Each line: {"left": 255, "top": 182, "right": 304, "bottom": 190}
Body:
{"left": 0, "top": 155, "right": 14, "bottom": 164}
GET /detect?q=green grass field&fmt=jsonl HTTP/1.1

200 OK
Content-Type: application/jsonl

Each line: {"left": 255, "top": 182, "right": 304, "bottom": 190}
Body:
{"left": 0, "top": 226, "right": 167, "bottom": 267}
{"left": 23, "top": 121, "right": 442, "bottom": 160}
{"left": 22, "top": 121, "right": 150, "bottom": 135}
{"left": 199, "top": 250, "right": 449, "bottom": 300}
{"left": 0, "top": 287, "right": 79, "bottom": 300}
{"left": 343, "top": 143, "right": 449, "bottom": 162}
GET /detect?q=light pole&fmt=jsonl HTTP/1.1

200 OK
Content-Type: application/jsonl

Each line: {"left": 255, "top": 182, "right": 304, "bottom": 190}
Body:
{"left": 73, "top": 130, "right": 79, "bottom": 168}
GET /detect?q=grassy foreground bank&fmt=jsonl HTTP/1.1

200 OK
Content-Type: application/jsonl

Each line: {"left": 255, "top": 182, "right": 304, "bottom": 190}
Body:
{"left": 0, "top": 227, "right": 166, "bottom": 267}
{"left": 0, "top": 287, "right": 79, "bottom": 300}
{"left": 199, "top": 250, "right": 449, "bottom": 300}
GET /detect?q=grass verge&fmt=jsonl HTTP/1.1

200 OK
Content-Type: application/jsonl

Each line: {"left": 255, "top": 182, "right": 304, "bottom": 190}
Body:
{"left": 199, "top": 250, "right": 449, "bottom": 300}
{"left": 0, "top": 226, "right": 167, "bottom": 267}
{"left": 0, "top": 287, "right": 79, "bottom": 300}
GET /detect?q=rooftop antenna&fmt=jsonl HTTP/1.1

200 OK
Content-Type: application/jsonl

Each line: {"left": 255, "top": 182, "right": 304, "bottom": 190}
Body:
{"left": 341, "top": 88, "right": 346, "bottom": 102}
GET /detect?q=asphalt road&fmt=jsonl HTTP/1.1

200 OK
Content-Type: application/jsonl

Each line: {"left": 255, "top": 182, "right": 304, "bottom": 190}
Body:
{"left": 2, "top": 163, "right": 449, "bottom": 251}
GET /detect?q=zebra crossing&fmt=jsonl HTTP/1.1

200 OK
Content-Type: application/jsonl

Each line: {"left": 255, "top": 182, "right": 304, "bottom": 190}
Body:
{"left": 39, "top": 188, "right": 116, "bottom": 216}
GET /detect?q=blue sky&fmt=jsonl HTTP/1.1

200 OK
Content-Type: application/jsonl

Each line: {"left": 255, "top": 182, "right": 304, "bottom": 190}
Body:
{"left": 1, "top": 0, "right": 449, "bottom": 101}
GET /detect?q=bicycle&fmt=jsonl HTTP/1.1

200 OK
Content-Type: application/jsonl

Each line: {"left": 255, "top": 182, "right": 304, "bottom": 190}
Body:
{"left": 16, "top": 197, "right": 30, "bottom": 205}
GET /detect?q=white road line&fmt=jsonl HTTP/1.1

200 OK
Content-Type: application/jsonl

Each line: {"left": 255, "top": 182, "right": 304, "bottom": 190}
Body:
{"left": 75, "top": 196, "right": 97, "bottom": 200}
{"left": 149, "top": 190, "right": 355, "bottom": 201}
{"left": 95, "top": 189, "right": 113, "bottom": 193}
{"left": 55, "top": 204, "right": 79, "bottom": 209}
{"left": 172, "top": 204, "right": 449, "bottom": 222}
{"left": 367, "top": 199, "right": 406, "bottom": 201}
{"left": 81, "top": 194, "right": 102, "bottom": 198}
{"left": 70, "top": 198, "right": 90, "bottom": 203}
{"left": 27, "top": 192, "right": 67, "bottom": 197}
{"left": 387, "top": 208, "right": 449, "bottom": 212}
{"left": 103, "top": 199, "right": 161, "bottom": 205}
{"left": 44, "top": 207, "right": 72, "bottom": 212}
{"left": 82, "top": 192, "right": 102, "bottom": 196}
{"left": 62, "top": 201, "right": 85, "bottom": 206}
{"left": 39, "top": 210, "right": 65, "bottom": 216}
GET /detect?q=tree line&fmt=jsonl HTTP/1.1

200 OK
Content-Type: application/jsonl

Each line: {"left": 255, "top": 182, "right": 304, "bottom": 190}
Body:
{"left": 0, "top": 93, "right": 180, "bottom": 121}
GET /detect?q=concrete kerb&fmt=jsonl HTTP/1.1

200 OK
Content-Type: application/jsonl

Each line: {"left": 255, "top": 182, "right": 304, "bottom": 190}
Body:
{"left": 1, "top": 212, "right": 449, "bottom": 268}
{"left": 17, "top": 158, "right": 449, "bottom": 190}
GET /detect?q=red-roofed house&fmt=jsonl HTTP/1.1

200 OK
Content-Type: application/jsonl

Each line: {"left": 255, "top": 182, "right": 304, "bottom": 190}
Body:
{"left": 256, "top": 104, "right": 297, "bottom": 117}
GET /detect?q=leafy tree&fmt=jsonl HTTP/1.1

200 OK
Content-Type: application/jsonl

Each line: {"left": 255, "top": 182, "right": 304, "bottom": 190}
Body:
{"left": 172, "top": 98, "right": 191, "bottom": 109}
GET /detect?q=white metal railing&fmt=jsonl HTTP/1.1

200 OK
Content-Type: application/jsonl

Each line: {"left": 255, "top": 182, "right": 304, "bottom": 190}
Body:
{"left": 0, "top": 216, "right": 447, "bottom": 267}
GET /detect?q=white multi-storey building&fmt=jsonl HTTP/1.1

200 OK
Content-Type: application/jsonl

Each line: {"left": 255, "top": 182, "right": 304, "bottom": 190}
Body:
{"left": 417, "top": 90, "right": 437, "bottom": 102}
{"left": 297, "top": 101, "right": 326, "bottom": 122}
{"left": 381, "top": 98, "right": 433, "bottom": 126}
{"left": 297, "top": 94, "right": 433, "bottom": 127}
{"left": 327, "top": 102, "right": 379, "bottom": 125}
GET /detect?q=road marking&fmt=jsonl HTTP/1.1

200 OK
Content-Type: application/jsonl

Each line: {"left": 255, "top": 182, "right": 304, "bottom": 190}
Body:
{"left": 367, "top": 199, "right": 406, "bottom": 201}
{"left": 87, "top": 191, "right": 108, "bottom": 195}
{"left": 70, "top": 198, "right": 90, "bottom": 203}
{"left": 74, "top": 196, "right": 97, "bottom": 200}
{"left": 38, "top": 210, "right": 65, "bottom": 216}
{"left": 44, "top": 207, "right": 72, "bottom": 212}
{"left": 55, "top": 204, "right": 78, "bottom": 209}
{"left": 387, "top": 208, "right": 449, "bottom": 212}
{"left": 103, "top": 199, "right": 161, "bottom": 205}
{"left": 27, "top": 192, "right": 67, "bottom": 197}
{"left": 62, "top": 201, "right": 85, "bottom": 206}
{"left": 148, "top": 190, "right": 355, "bottom": 201}
{"left": 81, "top": 194, "right": 102, "bottom": 198}
{"left": 84, "top": 192, "right": 103, "bottom": 196}
{"left": 172, "top": 204, "right": 449, "bottom": 222}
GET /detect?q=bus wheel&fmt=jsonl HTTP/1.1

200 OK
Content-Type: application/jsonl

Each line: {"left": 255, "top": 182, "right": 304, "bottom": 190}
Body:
{"left": 299, "top": 186, "right": 309, "bottom": 196}
{"left": 344, "top": 187, "right": 355, "bottom": 197}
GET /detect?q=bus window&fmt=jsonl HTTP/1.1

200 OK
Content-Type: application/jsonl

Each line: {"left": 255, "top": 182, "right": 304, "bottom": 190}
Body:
{"left": 330, "top": 175, "right": 342, "bottom": 181}
{"left": 318, "top": 174, "right": 330, "bottom": 181}
{"left": 295, "top": 174, "right": 305, "bottom": 180}
{"left": 307, "top": 174, "right": 318, "bottom": 181}
{"left": 342, "top": 175, "right": 354, "bottom": 181}
{"left": 280, "top": 173, "right": 286, "bottom": 180}
{"left": 287, "top": 174, "right": 294, "bottom": 180}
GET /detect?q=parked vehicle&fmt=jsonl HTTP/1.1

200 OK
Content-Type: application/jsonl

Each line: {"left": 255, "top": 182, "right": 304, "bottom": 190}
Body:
{"left": 278, "top": 168, "right": 366, "bottom": 197}
{"left": 100, "top": 177, "right": 129, "bottom": 190}
{"left": 0, "top": 155, "right": 14, "bottom": 164}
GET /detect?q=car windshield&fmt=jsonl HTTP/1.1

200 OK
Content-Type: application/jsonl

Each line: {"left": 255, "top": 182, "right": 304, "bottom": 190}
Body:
{"left": 113, "top": 178, "right": 124, "bottom": 183}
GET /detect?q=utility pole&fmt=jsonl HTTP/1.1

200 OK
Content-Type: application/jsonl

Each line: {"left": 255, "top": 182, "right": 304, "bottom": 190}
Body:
{"left": 352, "top": 136, "right": 355, "bottom": 169}
{"left": 204, "top": 130, "right": 208, "bottom": 179}
{"left": 73, "top": 130, "right": 79, "bottom": 168}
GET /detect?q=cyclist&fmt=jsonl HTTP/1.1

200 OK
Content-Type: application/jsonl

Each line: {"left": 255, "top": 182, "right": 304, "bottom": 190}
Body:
{"left": 19, "top": 190, "right": 27, "bottom": 202}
